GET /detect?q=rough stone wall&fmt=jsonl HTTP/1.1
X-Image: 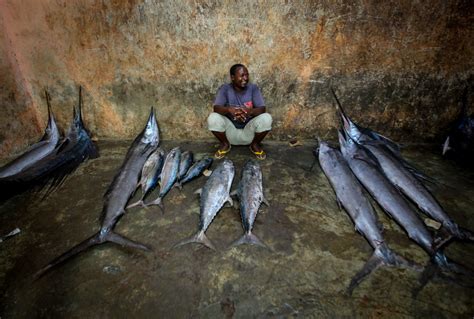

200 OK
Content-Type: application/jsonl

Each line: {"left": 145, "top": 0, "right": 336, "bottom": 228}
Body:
{"left": 0, "top": 0, "right": 473, "bottom": 158}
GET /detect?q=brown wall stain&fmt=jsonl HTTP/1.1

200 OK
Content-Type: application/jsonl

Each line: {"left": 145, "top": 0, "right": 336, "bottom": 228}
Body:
{"left": 0, "top": 0, "right": 473, "bottom": 158}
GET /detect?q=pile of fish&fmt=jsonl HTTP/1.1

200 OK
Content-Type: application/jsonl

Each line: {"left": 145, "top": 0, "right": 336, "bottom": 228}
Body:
{"left": 442, "top": 88, "right": 474, "bottom": 164}
{"left": 0, "top": 87, "right": 98, "bottom": 201}
{"left": 34, "top": 109, "right": 216, "bottom": 277}
{"left": 35, "top": 108, "right": 161, "bottom": 278}
{"left": 174, "top": 159, "right": 268, "bottom": 250}
{"left": 127, "top": 146, "right": 214, "bottom": 212}
{"left": 315, "top": 89, "right": 474, "bottom": 294}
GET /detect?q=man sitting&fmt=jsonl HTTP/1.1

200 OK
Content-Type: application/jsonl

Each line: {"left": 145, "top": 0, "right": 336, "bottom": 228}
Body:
{"left": 207, "top": 64, "right": 272, "bottom": 160}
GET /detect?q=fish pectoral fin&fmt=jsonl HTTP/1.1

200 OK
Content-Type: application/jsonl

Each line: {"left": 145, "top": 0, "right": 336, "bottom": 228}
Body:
{"left": 194, "top": 188, "right": 202, "bottom": 196}
{"left": 262, "top": 196, "right": 270, "bottom": 207}
{"left": 226, "top": 196, "right": 234, "bottom": 207}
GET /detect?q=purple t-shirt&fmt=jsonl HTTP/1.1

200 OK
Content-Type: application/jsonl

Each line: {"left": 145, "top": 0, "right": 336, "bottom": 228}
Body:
{"left": 213, "top": 83, "right": 265, "bottom": 128}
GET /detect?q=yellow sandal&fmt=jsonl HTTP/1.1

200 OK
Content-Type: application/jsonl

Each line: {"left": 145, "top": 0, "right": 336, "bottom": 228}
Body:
{"left": 214, "top": 145, "right": 231, "bottom": 159}
{"left": 249, "top": 146, "right": 266, "bottom": 160}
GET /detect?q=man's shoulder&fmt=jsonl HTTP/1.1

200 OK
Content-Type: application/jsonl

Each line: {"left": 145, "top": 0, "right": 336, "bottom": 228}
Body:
{"left": 218, "top": 83, "right": 233, "bottom": 92}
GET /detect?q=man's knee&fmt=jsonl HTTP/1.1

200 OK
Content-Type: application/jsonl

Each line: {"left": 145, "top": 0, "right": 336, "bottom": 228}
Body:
{"left": 207, "top": 112, "right": 226, "bottom": 131}
{"left": 255, "top": 113, "right": 272, "bottom": 132}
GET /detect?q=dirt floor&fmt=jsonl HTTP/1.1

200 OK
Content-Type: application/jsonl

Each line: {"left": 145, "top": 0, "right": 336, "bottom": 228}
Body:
{"left": 0, "top": 140, "right": 473, "bottom": 318}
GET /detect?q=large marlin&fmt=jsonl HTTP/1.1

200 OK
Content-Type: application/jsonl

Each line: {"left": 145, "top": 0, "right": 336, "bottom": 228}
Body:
{"left": 338, "top": 130, "right": 444, "bottom": 257}
{"left": 231, "top": 159, "right": 269, "bottom": 248}
{"left": 0, "top": 90, "right": 60, "bottom": 178}
{"left": 330, "top": 88, "right": 433, "bottom": 183}
{"left": 317, "top": 140, "right": 415, "bottom": 294}
{"left": 0, "top": 87, "right": 98, "bottom": 200}
{"left": 174, "top": 159, "right": 234, "bottom": 250}
{"left": 34, "top": 108, "right": 160, "bottom": 279}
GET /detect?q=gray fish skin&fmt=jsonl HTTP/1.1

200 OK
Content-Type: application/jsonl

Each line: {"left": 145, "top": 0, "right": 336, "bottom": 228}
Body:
{"left": 362, "top": 142, "right": 464, "bottom": 239}
{"left": 232, "top": 160, "right": 268, "bottom": 247}
{"left": 332, "top": 88, "right": 434, "bottom": 184}
{"left": 0, "top": 92, "right": 60, "bottom": 178}
{"left": 338, "top": 131, "right": 435, "bottom": 254}
{"left": 178, "top": 151, "right": 194, "bottom": 181}
{"left": 318, "top": 141, "right": 414, "bottom": 294}
{"left": 146, "top": 147, "right": 181, "bottom": 211}
{"left": 174, "top": 159, "right": 234, "bottom": 250}
{"left": 175, "top": 157, "right": 213, "bottom": 189}
{"left": 34, "top": 108, "right": 160, "bottom": 279}
{"left": 127, "top": 147, "right": 165, "bottom": 209}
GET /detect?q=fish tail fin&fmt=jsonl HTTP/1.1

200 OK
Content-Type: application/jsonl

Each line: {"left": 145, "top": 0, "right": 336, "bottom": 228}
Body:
{"left": 105, "top": 232, "right": 151, "bottom": 251}
{"left": 173, "top": 231, "right": 217, "bottom": 251}
{"left": 33, "top": 230, "right": 151, "bottom": 280}
{"left": 33, "top": 232, "right": 103, "bottom": 280}
{"left": 347, "top": 245, "right": 419, "bottom": 295}
{"left": 231, "top": 232, "right": 268, "bottom": 249}
{"left": 413, "top": 251, "right": 474, "bottom": 298}
{"left": 126, "top": 199, "right": 145, "bottom": 209}
{"left": 459, "top": 227, "right": 474, "bottom": 242}
{"left": 145, "top": 197, "right": 164, "bottom": 214}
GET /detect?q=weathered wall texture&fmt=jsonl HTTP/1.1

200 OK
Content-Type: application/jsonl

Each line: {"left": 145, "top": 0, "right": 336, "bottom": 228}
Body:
{"left": 0, "top": 0, "right": 473, "bottom": 158}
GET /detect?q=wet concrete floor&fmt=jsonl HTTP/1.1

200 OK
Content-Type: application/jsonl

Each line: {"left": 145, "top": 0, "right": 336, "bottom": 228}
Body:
{"left": 0, "top": 140, "right": 473, "bottom": 318}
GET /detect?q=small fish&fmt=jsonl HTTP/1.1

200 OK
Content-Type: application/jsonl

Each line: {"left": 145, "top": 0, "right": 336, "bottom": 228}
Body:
{"left": 174, "top": 159, "right": 234, "bottom": 250}
{"left": 34, "top": 107, "right": 160, "bottom": 279}
{"left": 146, "top": 147, "right": 181, "bottom": 212}
{"left": 177, "top": 151, "right": 194, "bottom": 181}
{"left": 127, "top": 147, "right": 165, "bottom": 209}
{"left": 231, "top": 160, "right": 269, "bottom": 248}
{"left": 175, "top": 157, "right": 213, "bottom": 189}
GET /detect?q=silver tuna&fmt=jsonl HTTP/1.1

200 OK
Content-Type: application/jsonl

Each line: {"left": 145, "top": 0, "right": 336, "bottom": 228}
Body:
{"left": 231, "top": 159, "right": 269, "bottom": 247}
{"left": 174, "top": 159, "right": 235, "bottom": 250}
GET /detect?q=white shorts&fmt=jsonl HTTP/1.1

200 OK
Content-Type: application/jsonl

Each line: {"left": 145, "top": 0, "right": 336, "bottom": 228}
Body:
{"left": 207, "top": 112, "right": 272, "bottom": 145}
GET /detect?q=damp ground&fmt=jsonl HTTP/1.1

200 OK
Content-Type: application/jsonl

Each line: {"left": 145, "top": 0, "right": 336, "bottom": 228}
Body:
{"left": 0, "top": 140, "right": 473, "bottom": 318}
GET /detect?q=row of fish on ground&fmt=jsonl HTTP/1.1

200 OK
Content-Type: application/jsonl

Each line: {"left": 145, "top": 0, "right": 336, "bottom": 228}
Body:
{"left": 316, "top": 89, "right": 474, "bottom": 294}
{"left": 33, "top": 108, "right": 268, "bottom": 278}
{"left": 0, "top": 87, "right": 98, "bottom": 201}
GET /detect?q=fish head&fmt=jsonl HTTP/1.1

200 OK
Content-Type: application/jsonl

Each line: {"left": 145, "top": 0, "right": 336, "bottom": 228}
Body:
{"left": 141, "top": 108, "right": 160, "bottom": 146}
{"left": 338, "top": 129, "right": 357, "bottom": 156}
{"left": 242, "top": 159, "right": 260, "bottom": 176}
{"left": 221, "top": 159, "right": 235, "bottom": 174}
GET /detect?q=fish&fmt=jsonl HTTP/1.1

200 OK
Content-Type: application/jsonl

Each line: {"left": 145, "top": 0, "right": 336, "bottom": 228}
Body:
{"left": 126, "top": 147, "right": 165, "bottom": 209}
{"left": 317, "top": 140, "right": 414, "bottom": 294}
{"left": 0, "top": 90, "right": 60, "bottom": 178}
{"left": 145, "top": 147, "right": 181, "bottom": 212}
{"left": 362, "top": 141, "right": 473, "bottom": 242}
{"left": 338, "top": 130, "right": 441, "bottom": 256}
{"left": 442, "top": 87, "right": 474, "bottom": 163}
{"left": 331, "top": 87, "right": 434, "bottom": 184}
{"left": 177, "top": 151, "right": 194, "bottom": 181}
{"left": 231, "top": 159, "right": 269, "bottom": 248}
{"left": 0, "top": 87, "right": 98, "bottom": 200}
{"left": 174, "top": 157, "right": 213, "bottom": 189}
{"left": 335, "top": 95, "right": 473, "bottom": 241}
{"left": 34, "top": 108, "right": 160, "bottom": 279}
{"left": 174, "top": 159, "right": 234, "bottom": 250}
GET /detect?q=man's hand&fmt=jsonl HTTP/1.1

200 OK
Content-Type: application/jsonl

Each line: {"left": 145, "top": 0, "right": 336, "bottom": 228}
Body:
{"left": 229, "top": 106, "right": 248, "bottom": 122}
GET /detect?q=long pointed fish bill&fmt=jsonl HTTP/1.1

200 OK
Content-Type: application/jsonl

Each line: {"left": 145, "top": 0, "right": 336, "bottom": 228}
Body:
{"left": 442, "top": 136, "right": 450, "bottom": 155}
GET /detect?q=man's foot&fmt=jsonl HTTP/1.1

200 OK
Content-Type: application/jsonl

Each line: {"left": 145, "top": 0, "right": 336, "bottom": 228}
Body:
{"left": 249, "top": 144, "right": 266, "bottom": 160}
{"left": 214, "top": 144, "right": 231, "bottom": 159}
